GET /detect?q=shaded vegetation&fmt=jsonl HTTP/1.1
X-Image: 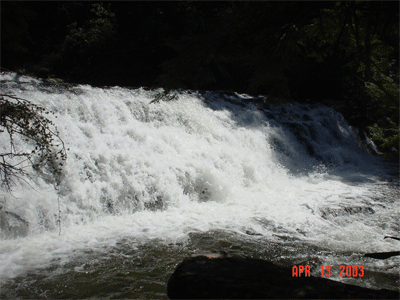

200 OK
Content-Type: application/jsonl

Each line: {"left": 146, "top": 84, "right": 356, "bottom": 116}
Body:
{"left": 1, "top": 1, "right": 398, "bottom": 153}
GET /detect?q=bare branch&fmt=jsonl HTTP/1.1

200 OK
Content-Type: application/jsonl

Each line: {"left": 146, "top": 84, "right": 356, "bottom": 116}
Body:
{"left": 0, "top": 94, "right": 67, "bottom": 191}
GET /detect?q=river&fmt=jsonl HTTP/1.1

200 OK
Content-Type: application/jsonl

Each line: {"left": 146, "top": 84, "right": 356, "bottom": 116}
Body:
{"left": 0, "top": 72, "right": 398, "bottom": 298}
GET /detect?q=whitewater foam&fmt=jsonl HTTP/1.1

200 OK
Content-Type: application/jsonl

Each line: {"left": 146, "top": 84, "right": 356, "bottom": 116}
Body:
{"left": 0, "top": 73, "right": 398, "bottom": 285}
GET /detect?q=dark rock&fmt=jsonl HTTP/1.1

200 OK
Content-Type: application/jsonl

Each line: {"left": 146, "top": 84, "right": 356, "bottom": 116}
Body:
{"left": 167, "top": 255, "right": 399, "bottom": 299}
{"left": 0, "top": 209, "right": 29, "bottom": 239}
{"left": 384, "top": 236, "right": 400, "bottom": 241}
{"left": 321, "top": 206, "right": 375, "bottom": 219}
{"left": 44, "top": 77, "right": 64, "bottom": 84}
{"left": 364, "top": 251, "right": 400, "bottom": 259}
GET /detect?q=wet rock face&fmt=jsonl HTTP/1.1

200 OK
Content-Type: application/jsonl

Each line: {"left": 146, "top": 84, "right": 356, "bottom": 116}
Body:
{"left": 167, "top": 256, "right": 400, "bottom": 299}
{"left": 320, "top": 206, "right": 375, "bottom": 218}
{"left": 0, "top": 209, "right": 29, "bottom": 239}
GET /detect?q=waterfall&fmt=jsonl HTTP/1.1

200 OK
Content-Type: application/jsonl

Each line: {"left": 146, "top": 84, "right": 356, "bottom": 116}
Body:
{"left": 0, "top": 72, "right": 398, "bottom": 294}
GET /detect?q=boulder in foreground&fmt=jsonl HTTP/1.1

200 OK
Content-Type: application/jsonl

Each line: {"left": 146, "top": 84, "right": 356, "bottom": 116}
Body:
{"left": 167, "top": 255, "right": 399, "bottom": 299}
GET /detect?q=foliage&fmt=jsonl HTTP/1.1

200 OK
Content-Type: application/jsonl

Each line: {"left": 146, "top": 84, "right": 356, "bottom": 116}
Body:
{"left": 55, "top": 3, "right": 116, "bottom": 80}
{"left": 2, "top": 1, "right": 398, "bottom": 152}
{"left": 302, "top": 2, "right": 398, "bottom": 99}
{"left": 156, "top": 1, "right": 398, "bottom": 152}
{"left": 368, "top": 118, "right": 399, "bottom": 152}
{"left": 0, "top": 94, "right": 67, "bottom": 191}
{"left": 62, "top": 3, "right": 116, "bottom": 55}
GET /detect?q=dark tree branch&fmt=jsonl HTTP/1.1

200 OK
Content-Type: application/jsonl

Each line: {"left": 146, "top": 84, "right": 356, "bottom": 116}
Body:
{"left": 0, "top": 94, "right": 67, "bottom": 191}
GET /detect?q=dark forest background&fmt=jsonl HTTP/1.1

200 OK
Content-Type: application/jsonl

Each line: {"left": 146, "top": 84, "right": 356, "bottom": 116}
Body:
{"left": 1, "top": 1, "right": 399, "bottom": 153}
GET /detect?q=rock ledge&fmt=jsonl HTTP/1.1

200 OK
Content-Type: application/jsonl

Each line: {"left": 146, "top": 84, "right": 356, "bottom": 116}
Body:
{"left": 167, "top": 255, "right": 399, "bottom": 299}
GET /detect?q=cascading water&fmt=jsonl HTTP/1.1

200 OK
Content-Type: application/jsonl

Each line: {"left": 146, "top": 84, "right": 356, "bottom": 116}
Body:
{"left": 0, "top": 72, "right": 399, "bottom": 298}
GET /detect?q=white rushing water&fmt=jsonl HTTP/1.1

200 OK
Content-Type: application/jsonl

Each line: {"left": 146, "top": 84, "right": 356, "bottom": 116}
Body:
{"left": 0, "top": 73, "right": 399, "bottom": 292}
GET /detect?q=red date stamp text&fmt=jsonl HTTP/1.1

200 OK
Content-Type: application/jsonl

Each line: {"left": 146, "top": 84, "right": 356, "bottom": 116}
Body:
{"left": 292, "top": 265, "right": 364, "bottom": 277}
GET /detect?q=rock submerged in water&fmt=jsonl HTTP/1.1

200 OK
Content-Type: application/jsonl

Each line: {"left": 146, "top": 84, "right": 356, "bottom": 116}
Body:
{"left": 0, "top": 209, "right": 29, "bottom": 239}
{"left": 364, "top": 251, "right": 400, "bottom": 259}
{"left": 167, "top": 255, "right": 399, "bottom": 299}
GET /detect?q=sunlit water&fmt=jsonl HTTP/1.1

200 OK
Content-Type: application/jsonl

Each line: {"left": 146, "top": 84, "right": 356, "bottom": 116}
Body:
{"left": 0, "top": 72, "right": 399, "bottom": 298}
